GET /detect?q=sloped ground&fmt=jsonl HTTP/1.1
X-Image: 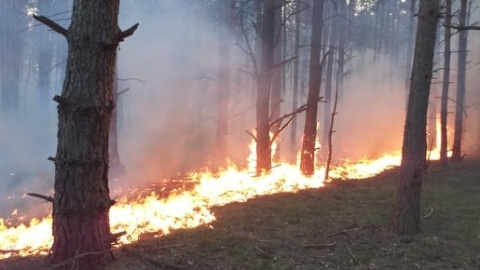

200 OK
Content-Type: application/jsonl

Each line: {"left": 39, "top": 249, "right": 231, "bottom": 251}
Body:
{"left": 2, "top": 159, "right": 480, "bottom": 270}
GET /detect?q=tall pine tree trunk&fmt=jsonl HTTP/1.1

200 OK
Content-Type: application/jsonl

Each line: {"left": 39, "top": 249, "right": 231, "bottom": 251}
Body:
{"left": 440, "top": 0, "right": 452, "bottom": 162}
{"left": 35, "top": 1, "right": 138, "bottom": 268}
{"left": 391, "top": 0, "right": 440, "bottom": 235}
{"left": 256, "top": 0, "right": 275, "bottom": 175}
{"left": 290, "top": 1, "right": 301, "bottom": 158}
{"left": 270, "top": 1, "right": 283, "bottom": 161}
{"left": 300, "top": 0, "right": 325, "bottom": 176}
{"left": 452, "top": 0, "right": 468, "bottom": 161}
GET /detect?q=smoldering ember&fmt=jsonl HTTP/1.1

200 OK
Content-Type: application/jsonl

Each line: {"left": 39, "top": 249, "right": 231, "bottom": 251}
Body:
{"left": 0, "top": 1, "right": 479, "bottom": 270}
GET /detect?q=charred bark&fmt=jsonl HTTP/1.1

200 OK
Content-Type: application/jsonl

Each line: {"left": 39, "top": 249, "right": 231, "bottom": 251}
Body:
{"left": 35, "top": 1, "right": 138, "bottom": 268}
{"left": 391, "top": 0, "right": 440, "bottom": 235}
{"left": 300, "top": 0, "right": 325, "bottom": 176}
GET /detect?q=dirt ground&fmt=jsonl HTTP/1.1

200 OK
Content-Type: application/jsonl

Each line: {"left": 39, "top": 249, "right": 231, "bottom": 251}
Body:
{"left": 1, "top": 159, "right": 479, "bottom": 270}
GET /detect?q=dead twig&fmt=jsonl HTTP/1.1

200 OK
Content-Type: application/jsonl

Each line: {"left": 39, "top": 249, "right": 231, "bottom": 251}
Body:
{"left": 330, "top": 227, "right": 364, "bottom": 236}
{"left": 301, "top": 242, "right": 336, "bottom": 249}
{"left": 109, "top": 231, "right": 126, "bottom": 243}
{"left": 0, "top": 249, "right": 20, "bottom": 254}
{"left": 117, "top": 87, "right": 131, "bottom": 96}
{"left": 254, "top": 245, "right": 273, "bottom": 259}
{"left": 123, "top": 246, "right": 192, "bottom": 270}
{"left": 42, "top": 250, "right": 111, "bottom": 269}
{"left": 27, "top": 193, "right": 54, "bottom": 203}
{"left": 347, "top": 245, "right": 360, "bottom": 264}
{"left": 422, "top": 207, "right": 434, "bottom": 219}
{"left": 245, "top": 130, "right": 257, "bottom": 142}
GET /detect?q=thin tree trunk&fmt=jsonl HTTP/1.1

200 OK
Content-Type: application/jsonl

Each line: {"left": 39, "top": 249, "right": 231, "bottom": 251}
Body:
{"left": 322, "top": 18, "right": 336, "bottom": 154}
{"left": 256, "top": 0, "right": 276, "bottom": 175}
{"left": 109, "top": 64, "right": 124, "bottom": 177}
{"left": 290, "top": 1, "right": 301, "bottom": 158}
{"left": 270, "top": 1, "right": 283, "bottom": 161}
{"left": 440, "top": 0, "right": 452, "bottom": 162}
{"left": 391, "top": 0, "right": 440, "bottom": 236}
{"left": 300, "top": 0, "right": 325, "bottom": 176}
{"left": 216, "top": 0, "right": 235, "bottom": 167}
{"left": 452, "top": 0, "right": 468, "bottom": 161}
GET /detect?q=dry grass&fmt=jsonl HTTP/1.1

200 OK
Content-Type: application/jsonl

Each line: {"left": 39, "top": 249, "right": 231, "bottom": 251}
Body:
{"left": 2, "top": 159, "right": 480, "bottom": 270}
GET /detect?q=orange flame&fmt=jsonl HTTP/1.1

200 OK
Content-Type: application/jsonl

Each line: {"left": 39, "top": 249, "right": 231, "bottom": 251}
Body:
{"left": 0, "top": 135, "right": 447, "bottom": 259}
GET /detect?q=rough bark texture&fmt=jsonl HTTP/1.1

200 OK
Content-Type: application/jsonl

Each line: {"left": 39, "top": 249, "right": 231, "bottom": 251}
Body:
{"left": 300, "top": 0, "right": 325, "bottom": 176}
{"left": 452, "top": 0, "right": 468, "bottom": 161}
{"left": 49, "top": 0, "right": 130, "bottom": 268}
{"left": 256, "top": 0, "right": 276, "bottom": 175}
{"left": 391, "top": 0, "right": 440, "bottom": 235}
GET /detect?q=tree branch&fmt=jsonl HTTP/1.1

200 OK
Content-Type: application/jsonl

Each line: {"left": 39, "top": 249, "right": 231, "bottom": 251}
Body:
{"left": 27, "top": 193, "right": 54, "bottom": 203}
{"left": 32, "top": 15, "right": 68, "bottom": 37}
{"left": 119, "top": 23, "right": 139, "bottom": 41}
{"left": 245, "top": 130, "right": 257, "bottom": 142}
{"left": 444, "top": 23, "right": 480, "bottom": 31}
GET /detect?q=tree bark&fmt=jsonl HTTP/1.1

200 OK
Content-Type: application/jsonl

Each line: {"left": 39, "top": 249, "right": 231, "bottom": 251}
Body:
{"left": 216, "top": 0, "right": 235, "bottom": 167}
{"left": 452, "top": 0, "right": 468, "bottom": 161}
{"left": 322, "top": 14, "right": 337, "bottom": 155}
{"left": 300, "top": 0, "right": 325, "bottom": 176}
{"left": 391, "top": 0, "right": 440, "bottom": 235}
{"left": 290, "top": 0, "right": 302, "bottom": 158}
{"left": 36, "top": 1, "right": 138, "bottom": 268}
{"left": 270, "top": 0, "right": 283, "bottom": 162}
{"left": 109, "top": 64, "right": 124, "bottom": 177}
{"left": 255, "top": 0, "right": 276, "bottom": 175}
{"left": 405, "top": 0, "right": 417, "bottom": 104}
{"left": 440, "top": 0, "right": 452, "bottom": 163}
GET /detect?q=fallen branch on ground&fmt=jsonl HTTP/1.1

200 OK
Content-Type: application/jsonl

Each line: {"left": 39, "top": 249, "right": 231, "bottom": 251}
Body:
{"left": 301, "top": 242, "right": 336, "bottom": 249}
{"left": 422, "top": 207, "right": 434, "bottom": 219}
{"left": 329, "top": 227, "right": 364, "bottom": 236}
{"left": 123, "top": 246, "right": 192, "bottom": 270}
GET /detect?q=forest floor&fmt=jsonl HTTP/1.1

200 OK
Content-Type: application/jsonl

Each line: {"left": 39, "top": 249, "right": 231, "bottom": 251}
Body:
{"left": 1, "top": 158, "right": 479, "bottom": 270}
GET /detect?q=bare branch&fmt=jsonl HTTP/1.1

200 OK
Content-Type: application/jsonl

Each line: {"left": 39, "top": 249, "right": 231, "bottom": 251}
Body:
{"left": 27, "top": 193, "right": 54, "bottom": 203}
{"left": 117, "top": 77, "right": 146, "bottom": 83}
{"left": 444, "top": 23, "right": 480, "bottom": 31}
{"left": 119, "top": 23, "right": 139, "bottom": 41}
{"left": 117, "top": 88, "right": 131, "bottom": 96}
{"left": 32, "top": 15, "right": 68, "bottom": 37}
{"left": 269, "top": 98, "right": 323, "bottom": 144}
{"left": 245, "top": 130, "right": 257, "bottom": 142}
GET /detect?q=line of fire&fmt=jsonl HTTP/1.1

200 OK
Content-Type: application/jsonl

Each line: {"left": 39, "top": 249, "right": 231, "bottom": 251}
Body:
{"left": 1, "top": 0, "right": 479, "bottom": 269}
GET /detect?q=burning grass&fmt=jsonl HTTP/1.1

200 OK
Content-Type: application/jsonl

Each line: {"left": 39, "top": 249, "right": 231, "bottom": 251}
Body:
{"left": 2, "top": 158, "right": 479, "bottom": 269}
